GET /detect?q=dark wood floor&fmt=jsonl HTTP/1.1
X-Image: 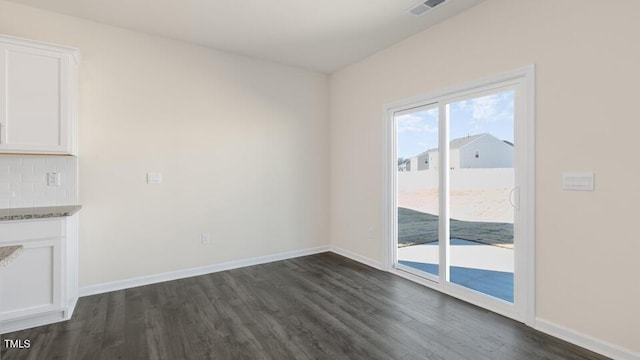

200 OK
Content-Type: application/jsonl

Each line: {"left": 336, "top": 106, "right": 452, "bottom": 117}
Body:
{"left": 1, "top": 253, "right": 608, "bottom": 360}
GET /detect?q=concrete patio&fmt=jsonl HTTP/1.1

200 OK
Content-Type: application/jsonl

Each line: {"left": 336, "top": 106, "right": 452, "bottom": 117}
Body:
{"left": 398, "top": 239, "right": 514, "bottom": 302}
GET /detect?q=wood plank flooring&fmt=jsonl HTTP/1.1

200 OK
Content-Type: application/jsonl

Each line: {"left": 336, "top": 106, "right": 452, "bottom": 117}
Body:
{"left": 0, "top": 253, "right": 608, "bottom": 359}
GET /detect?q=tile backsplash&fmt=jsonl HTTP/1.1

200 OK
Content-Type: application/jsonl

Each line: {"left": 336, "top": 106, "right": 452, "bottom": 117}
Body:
{"left": 0, "top": 155, "right": 78, "bottom": 209}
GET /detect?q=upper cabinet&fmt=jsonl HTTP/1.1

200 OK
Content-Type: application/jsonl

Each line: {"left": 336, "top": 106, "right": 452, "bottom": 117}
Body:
{"left": 0, "top": 35, "right": 79, "bottom": 155}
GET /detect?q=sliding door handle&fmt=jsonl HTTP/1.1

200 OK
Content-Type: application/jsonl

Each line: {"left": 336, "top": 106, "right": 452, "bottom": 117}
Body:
{"left": 509, "top": 187, "right": 520, "bottom": 210}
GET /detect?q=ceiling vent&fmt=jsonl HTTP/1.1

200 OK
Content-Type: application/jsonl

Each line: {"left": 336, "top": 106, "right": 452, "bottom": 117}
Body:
{"left": 407, "top": 0, "right": 446, "bottom": 16}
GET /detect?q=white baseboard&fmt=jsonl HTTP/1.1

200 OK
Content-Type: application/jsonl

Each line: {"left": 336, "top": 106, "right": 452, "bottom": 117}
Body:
{"left": 64, "top": 297, "right": 79, "bottom": 320}
{"left": 0, "top": 310, "right": 67, "bottom": 334}
{"left": 329, "top": 245, "right": 383, "bottom": 270}
{"left": 535, "top": 318, "right": 639, "bottom": 360}
{"left": 79, "top": 245, "right": 330, "bottom": 297}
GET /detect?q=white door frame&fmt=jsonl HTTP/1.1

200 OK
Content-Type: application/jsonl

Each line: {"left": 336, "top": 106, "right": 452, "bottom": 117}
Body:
{"left": 381, "top": 65, "right": 535, "bottom": 325}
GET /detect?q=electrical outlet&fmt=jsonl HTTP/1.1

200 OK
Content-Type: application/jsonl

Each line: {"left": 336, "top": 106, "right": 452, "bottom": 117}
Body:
{"left": 201, "top": 233, "right": 211, "bottom": 245}
{"left": 47, "top": 172, "right": 61, "bottom": 186}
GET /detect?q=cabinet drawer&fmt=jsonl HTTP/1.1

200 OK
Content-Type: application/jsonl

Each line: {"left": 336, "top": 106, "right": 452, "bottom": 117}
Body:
{"left": 0, "top": 219, "right": 64, "bottom": 243}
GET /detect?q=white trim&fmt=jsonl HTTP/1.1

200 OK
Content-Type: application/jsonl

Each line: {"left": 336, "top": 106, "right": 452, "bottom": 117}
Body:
{"left": 535, "top": 318, "right": 639, "bottom": 360}
{"left": 0, "top": 33, "right": 81, "bottom": 64}
{"left": 79, "top": 245, "right": 330, "bottom": 297}
{"left": 438, "top": 101, "right": 449, "bottom": 283}
{"left": 0, "top": 309, "right": 67, "bottom": 334}
{"left": 380, "top": 106, "right": 392, "bottom": 270}
{"left": 523, "top": 66, "right": 536, "bottom": 326}
{"left": 64, "top": 296, "right": 78, "bottom": 320}
{"left": 329, "top": 246, "right": 383, "bottom": 270}
{"left": 381, "top": 104, "right": 396, "bottom": 271}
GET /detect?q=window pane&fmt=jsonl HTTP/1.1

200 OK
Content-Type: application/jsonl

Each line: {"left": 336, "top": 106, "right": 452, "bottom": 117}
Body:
{"left": 396, "top": 106, "right": 439, "bottom": 278}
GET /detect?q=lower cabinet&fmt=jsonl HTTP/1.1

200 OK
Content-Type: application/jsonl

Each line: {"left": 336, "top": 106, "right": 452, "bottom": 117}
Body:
{"left": 0, "top": 215, "right": 78, "bottom": 334}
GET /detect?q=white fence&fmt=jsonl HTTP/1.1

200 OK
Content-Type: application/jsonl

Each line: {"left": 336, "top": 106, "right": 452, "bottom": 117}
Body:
{"left": 398, "top": 168, "right": 514, "bottom": 191}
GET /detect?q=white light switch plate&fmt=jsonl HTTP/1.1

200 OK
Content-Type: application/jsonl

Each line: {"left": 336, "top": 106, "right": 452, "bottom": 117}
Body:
{"left": 562, "top": 172, "right": 594, "bottom": 191}
{"left": 201, "top": 233, "right": 211, "bottom": 245}
{"left": 147, "top": 172, "right": 162, "bottom": 184}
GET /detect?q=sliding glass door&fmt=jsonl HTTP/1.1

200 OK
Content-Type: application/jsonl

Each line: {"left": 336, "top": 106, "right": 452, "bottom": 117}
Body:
{"left": 388, "top": 68, "right": 534, "bottom": 322}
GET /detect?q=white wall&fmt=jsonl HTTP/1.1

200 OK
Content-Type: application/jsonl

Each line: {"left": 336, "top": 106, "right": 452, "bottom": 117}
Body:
{"left": 330, "top": 0, "right": 639, "bottom": 354}
{"left": 0, "top": 0, "right": 329, "bottom": 287}
{"left": 0, "top": 155, "right": 78, "bottom": 208}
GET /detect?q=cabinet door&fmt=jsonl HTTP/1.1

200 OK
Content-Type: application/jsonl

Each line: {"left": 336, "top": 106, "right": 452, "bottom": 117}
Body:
{"left": 0, "top": 238, "right": 63, "bottom": 322}
{"left": 0, "top": 44, "right": 71, "bottom": 154}
{"left": 0, "top": 219, "right": 64, "bottom": 325}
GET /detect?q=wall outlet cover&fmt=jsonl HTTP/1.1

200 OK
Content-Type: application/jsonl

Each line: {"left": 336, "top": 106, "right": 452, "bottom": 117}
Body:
{"left": 201, "top": 232, "right": 211, "bottom": 245}
{"left": 146, "top": 172, "right": 162, "bottom": 185}
{"left": 47, "top": 172, "right": 61, "bottom": 186}
{"left": 562, "top": 172, "right": 594, "bottom": 191}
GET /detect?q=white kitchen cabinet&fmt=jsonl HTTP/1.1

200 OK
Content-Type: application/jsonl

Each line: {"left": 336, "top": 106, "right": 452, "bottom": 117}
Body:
{"left": 0, "top": 215, "right": 79, "bottom": 334}
{"left": 0, "top": 34, "right": 79, "bottom": 155}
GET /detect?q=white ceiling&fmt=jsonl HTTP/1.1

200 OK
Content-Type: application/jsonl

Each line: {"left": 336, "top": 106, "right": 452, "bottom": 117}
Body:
{"left": 7, "top": 0, "right": 484, "bottom": 73}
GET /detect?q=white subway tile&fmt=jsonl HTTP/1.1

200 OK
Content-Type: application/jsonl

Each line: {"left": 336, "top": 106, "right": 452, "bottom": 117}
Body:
{"left": 10, "top": 199, "right": 33, "bottom": 208}
{"left": 0, "top": 155, "right": 78, "bottom": 209}
{"left": 33, "top": 172, "right": 47, "bottom": 185}
{"left": 0, "top": 183, "right": 9, "bottom": 200}
{"left": 21, "top": 191, "right": 43, "bottom": 202}
{"left": 33, "top": 182, "right": 46, "bottom": 192}
{"left": 23, "top": 157, "right": 44, "bottom": 168}
{"left": 32, "top": 158, "right": 47, "bottom": 174}
{"left": 46, "top": 157, "right": 67, "bottom": 172}
{"left": 9, "top": 183, "right": 21, "bottom": 194}
{"left": 8, "top": 172, "right": 21, "bottom": 183}
{"left": 8, "top": 160, "right": 23, "bottom": 173}
{"left": 0, "top": 163, "right": 9, "bottom": 176}
{"left": 21, "top": 163, "right": 35, "bottom": 177}
{"left": 21, "top": 174, "right": 37, "bottom": 183}
{"left": 21, "top": 182, "right": 34, "bottom": 193}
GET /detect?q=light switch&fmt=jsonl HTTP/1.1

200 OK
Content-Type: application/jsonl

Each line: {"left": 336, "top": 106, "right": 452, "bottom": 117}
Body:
{"left": 562, "top": 172, "right": 594, "bottom": 191}
{"left": 147, "top": 172, "right": 162, "bottom": 185}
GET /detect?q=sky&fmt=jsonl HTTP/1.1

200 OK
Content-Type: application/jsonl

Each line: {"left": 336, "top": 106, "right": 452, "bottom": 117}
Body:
{"left": 396, "top": 90, "right": 515, "bottom": 159}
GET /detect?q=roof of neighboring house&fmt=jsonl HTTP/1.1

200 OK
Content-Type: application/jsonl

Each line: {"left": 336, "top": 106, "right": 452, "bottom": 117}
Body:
{"left": 410, "top": 133, "right": 489, "bottom": 158}
{"left": 450, "top": 133, "right": 487, "bottom": 149}
{"left": 413, "top": 148, "right": 435, "bottom": 158}
{"left": 408, "top": 133, "right": 515, "bottom": 159}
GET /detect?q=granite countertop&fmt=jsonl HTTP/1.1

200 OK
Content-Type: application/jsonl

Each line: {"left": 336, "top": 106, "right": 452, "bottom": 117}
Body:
{"left": 0, "top": 245, "right": 23, "bottom": 268}
{"left": 0, "top": 205, "right": 82, "bottom": 222}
